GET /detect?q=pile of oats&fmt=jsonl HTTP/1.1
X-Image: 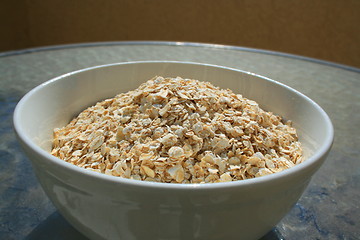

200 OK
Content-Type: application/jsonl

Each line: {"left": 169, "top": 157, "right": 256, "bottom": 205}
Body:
{"left": 51, "top": 76, "right": 302, "bottom": 183}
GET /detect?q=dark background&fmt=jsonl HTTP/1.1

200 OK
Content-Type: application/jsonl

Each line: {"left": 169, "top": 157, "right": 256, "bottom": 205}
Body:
{"left": 2, "top": 0, "right": 360, "bottom": 68}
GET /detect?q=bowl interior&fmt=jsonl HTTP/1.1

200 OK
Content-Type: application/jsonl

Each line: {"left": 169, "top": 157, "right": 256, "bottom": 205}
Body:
{"left": 14, "top": 61, "right": 333, "bottom": 178}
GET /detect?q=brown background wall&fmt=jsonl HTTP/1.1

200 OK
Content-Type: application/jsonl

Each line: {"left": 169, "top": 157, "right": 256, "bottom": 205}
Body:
{"left": 2, "top": 0, "right": 360, "bottom": 68}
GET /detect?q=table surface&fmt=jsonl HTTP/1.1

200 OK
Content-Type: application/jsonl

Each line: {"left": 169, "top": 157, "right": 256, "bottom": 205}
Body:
{"left": 0, "top": 42, "right": 359, "bottom": 240}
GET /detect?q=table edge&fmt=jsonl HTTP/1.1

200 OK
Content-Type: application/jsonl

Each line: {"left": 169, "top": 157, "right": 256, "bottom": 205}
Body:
{"left": 1, "top": 41, "right": 359, "bottom": 73}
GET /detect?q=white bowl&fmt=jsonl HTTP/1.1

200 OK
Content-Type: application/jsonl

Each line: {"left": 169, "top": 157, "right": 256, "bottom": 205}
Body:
{"left": 13, "top": 61, "right": 333, "bottom": 240}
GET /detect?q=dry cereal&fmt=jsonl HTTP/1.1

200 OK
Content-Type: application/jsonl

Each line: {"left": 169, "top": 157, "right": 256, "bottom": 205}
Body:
{"left": 51, "top": 76, "right": 303, "bottom": 183}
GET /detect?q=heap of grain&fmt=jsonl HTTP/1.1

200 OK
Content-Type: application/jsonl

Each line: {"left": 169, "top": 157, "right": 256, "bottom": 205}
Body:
{"left": 51, "top": 76, "right": 302, "bottom": 183}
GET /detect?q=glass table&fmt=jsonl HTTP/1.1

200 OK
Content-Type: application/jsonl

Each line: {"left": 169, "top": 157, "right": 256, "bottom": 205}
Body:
{"left": 1, "top": 42, "right": 359, "bottom": 239}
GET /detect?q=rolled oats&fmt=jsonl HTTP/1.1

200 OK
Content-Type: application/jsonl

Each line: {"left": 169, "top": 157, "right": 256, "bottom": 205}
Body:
{"left": 52, "top": 76, "right": 303, "bottom": 183}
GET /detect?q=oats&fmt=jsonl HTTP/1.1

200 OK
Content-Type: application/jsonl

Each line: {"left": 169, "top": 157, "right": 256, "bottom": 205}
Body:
{"left": 167, "top": 164, "right": 185, "bottom": 183}
{"left": 52, "top": 76, "right": 303, "bottom": 183}
{"left": 228, "top": 157, "right": 241, "bottom": 165}
{"left": 72, "top": 150, "right": 82, "bottom": 157}
{"left": 116, "top": 126, "right": 125, "bottom": 141}
{"left": 208, "top": 168, "right": 219, "bottom": 174}
{"left": 202, "top": 153, "right": 216, "bottom": 164}
{"left": 247, "top": 156, "right": 261, "bottom": 165}
{"left": 159, "top": 133, "right": 178, "bottom": 147}
{"left": 255, "top": 168, "right": 273, "bottom": 177}
{"left": 168, "top": 146, "right": 185, "bottom": 161}
{"left": 141, "top": 165, "right": 156, "bottom": 178}
{"left": 220, "top": 172, "right": 232, "bottom": 182}
{"left": 139, "top": 153, "right": 154, "bottom": 162}
{"left": 229, "top": 165, "right": 241, "bottom": 171}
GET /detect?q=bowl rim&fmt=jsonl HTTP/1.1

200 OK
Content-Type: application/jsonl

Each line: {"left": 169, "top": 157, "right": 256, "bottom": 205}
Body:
{"left": 13, "top": 60, "right": 334, "bottom": 190}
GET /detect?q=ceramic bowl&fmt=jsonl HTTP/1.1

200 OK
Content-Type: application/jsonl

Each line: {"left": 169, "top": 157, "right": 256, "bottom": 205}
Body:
{"left": 13, "top": 61, "right": 333, "bottom": 240}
